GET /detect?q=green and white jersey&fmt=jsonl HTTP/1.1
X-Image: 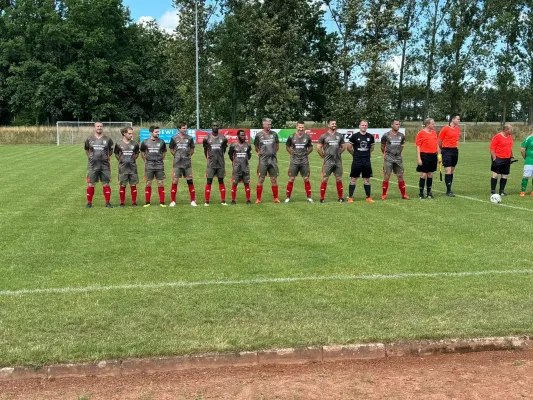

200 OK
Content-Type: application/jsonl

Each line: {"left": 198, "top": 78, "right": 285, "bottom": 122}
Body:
{"left": 521, "top": 135, "right": 533, "bottom": 165}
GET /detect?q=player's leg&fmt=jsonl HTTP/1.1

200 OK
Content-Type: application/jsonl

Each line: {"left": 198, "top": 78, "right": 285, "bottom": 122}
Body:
{"left": 269, "top": 164, "right": 280, "bottom": 203}
{"left": 302, "top": 164, "right": 312, "bottom": 202}
{"left": 256, "top": 163, "right": 267, "bottom": 204}
{"left": 348, "top": 162, "right": 359, "bottom": 202}
{"left": 186, "top": 168, "right": 196, "bottom": 206}
{"left": 396, "top": 164, "right": 409, "bottom": 200}
{"left": 520, "top": 165, "right": 532, "bottom": 196}
{"left": 86, "top": 171, "right": 97, "bottom": 208}
{"left": 334, "top": 167, "right": 344, "bottom": 202}
{"left": 218, "top": 168, "right": 227, "bottom": 205}
{"left": 101, "top": 170, "right": 113, "bottom": 208}
{"left": 285, "top": 164, "right": 297, "bottom": 203}
{"left": 243, "top": 172, "right": 251, "bottom": 204}
{"left": 382, "top": 160, "right": 392, "bottom": 200}
{"left": 426, "top": 172, "right": 434, "bottom": 198}
{"left": 205, "top": 168, "right": 214, "bottom": 206}
{"left": 363, "top": 163, "right": 373, "bottom": 202}
{"left": 144, "top": 170, "right": 154, "bottom": 206}
{"left": 119, "top": 173, "right": 128, "bottom": 207}
{"left": 418, "top": 172, "right": 428, "bottom": 199}
{"left": 170, "top": 168, "right": 180, "bottom": 207}
{"left": 130, "top": 172, "right": 139, "bottom": 206}
{"left": 156, "top": 170, "right": 166, "bottom": 207}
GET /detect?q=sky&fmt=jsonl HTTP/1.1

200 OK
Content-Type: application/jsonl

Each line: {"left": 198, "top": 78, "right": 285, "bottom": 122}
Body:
{"left": 123, "top": 0, "right": 179, "bottom": 32}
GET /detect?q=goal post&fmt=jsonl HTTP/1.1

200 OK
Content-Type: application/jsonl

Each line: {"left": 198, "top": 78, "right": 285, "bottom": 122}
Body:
{"left": 56, "top": 121, "right": 133, "bottom": 146}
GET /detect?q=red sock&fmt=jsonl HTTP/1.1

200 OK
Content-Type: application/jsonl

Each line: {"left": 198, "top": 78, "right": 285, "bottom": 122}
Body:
{"left": 244, "top": 184, "right": 251, "bottom": 201}
{"left": 145, "top": 186, "right": 152, "bottom": 203}
{"left": 131, "top": 185, "right": 137, "bottom": 204}
{"left": 86, "top": 186, "right": 95, "bottom": 203}
{"left": 272, "top": 185, "right": 279, "bottom": 199}
{"left": 382, "top": 181, "right": 389, "bottom": 197}
{"left": 103, "top": 186, "right": 111, "bottom": 203}
{"left": 286, "top": 181, "right": 294, "bottom": 198}
{"left": 320, "top": 182, "right": 327, "bottom": 200}
{"left": 231, "top": 185, "right": 237, "bottom": 202}
{"left": 399, "top": 180, "right": 407, "bottom": 197}
{"left": 219, "top": 184, "right": 226, "bottom": 202}
{"left": 171, "top": 183, "right": 178, "bottom": 202}
{"left": 119, "top": 186, "right": 126, "bottom": 204}
{"left": 336, "top": 181, "right": 343, "bottom": 199}
{"left": 256, "top": 185, "right": 263, "bottom": 201}
{"left": 158, "top": 186, "right": 165, "bottom": 203}
{"left": 304, "top": 181, "right": 312, "bottom": 198}
{"left": 205, "top": 184, "right": 212, "bottom": 203}
{"left": 188, "top": 183, "right": 196, "bottom": 202}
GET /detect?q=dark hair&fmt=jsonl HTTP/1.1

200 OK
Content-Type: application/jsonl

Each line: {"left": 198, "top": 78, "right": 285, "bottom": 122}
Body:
{"left": 149, "top": 125, "right": 159, "bottom": 133}
{"left": 179, "top": 122, "right": 187, "bottom": 128}
{"left": 237, "top": 129, "right": 246, "bottom": 135}
{"left": 449, "top": 114, "right": 460, "bottom": 125}
{"left": 297, "top": 120, "right": 305, "bottom": 125}
{"left": 120, "top": 127, "right": 128, "bottom": 136}
{"left": 392, "top": 119, "right": 401, "bottom": 124}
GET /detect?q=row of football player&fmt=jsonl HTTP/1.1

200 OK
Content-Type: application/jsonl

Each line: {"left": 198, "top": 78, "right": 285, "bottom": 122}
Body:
{"left": 83, "top": 117, "right": 533, "bottom": 208}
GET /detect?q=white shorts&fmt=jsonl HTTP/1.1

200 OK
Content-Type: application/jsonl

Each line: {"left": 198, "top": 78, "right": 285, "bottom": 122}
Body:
{"left": 524, "top": 165, "right": 533, "bottom": 178}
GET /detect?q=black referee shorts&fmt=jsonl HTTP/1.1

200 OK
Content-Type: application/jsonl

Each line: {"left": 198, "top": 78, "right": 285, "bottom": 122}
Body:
{"left": 441, "top": 148, "right": 459, "bottom": 168}
{"left": 350, "top": 160, "right": 373, "bottom": 178}
{"left": 491, "top": 157, "right": 511, "bottom": 175}
{"left": 416, "top": 152, "right": 438, "bottom": 173}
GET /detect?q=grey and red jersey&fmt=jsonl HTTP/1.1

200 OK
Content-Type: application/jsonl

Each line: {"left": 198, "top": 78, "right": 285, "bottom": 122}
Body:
{"left": 140, "top": 137, "right": 167, "bottom": 171}
{"left": 203, "top": 133, "right": 228, "bottom": 169}
{"left": 286, "top": 133, "right": 312, "bottom": 165}
{"left": 228, "top": 142, "right": 251, "bottom": 173}
{"left": 381, "top": 131, "right": 405, "bottom": 160}
{"left": 254, "top": 131, "right": 279, "bottom": 164}
{"left": 169, "top": 133, "right": 195, "bottom": 168}
{"left": 84, "top": 135, "right": 114, "bottom": 171}
{"left": 318, "top": 131, "right": 344, "bottom": 165}
{"left": 114, "top": 139, "right": 140, "bottom": 174}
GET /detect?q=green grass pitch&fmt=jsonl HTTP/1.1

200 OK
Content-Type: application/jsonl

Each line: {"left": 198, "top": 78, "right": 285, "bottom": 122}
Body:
{"left": 1, "top": 142, "right": 533, "bottom": 367}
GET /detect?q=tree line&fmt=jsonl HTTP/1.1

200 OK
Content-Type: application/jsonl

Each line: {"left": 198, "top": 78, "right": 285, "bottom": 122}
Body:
{"left": 1, "top": 0, "right": 532, "bottom": 127}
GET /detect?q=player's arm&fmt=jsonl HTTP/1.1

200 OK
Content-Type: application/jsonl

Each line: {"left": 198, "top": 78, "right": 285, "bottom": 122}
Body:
{"left": 140, "top": 141, "right": 147, "bottom": 162}
{"left": 254, "top": 135, "right": 260, "bottom": 154}
{"left": 228, "top": 145, "right": 235, "bottom": 162}
{"left": 416, "top": 146, "right": 422, "bottom": 165}
{"left": 169, "top": 138, "right": 176, "bottom": 156}
{"left": 222, "top": 136, "right": 228, "bottom": 154}
{"left": 307, "top": 141, "right": 313, "bottom": 154}
{"left": 134, "top": 144, "right": 140, "bottom": 160}
{"left": 521, "top": 147, "right": 526, "bottom": 159}
{"left": 114, "top": 144, "right": 120, "bottom": 161}
{"left": 285, "top": 137, "right": 293, "bottom": 155}
{"left": 380, "top": 136, "right": 386, "bottom": 154}
{"left": 370, "top": 136, "right": 375, "bottom": 153}
{"left": 247, "top": 145, "right": 252, "bottom": 160}
{"left": 203, "top": 138, "right": 209, "bottom": 158}
{"left": 84, "top": 139, "right": 90, "bottom": 157}
{"left": 189, "top": 138, "right": 195, "bottom": 157}
{"left": 400, "top": 135, "right": 405, "bottom": 154}
{"left": 489, "top": 137, "right": 497, "bottom": 161}
{"left": 317, "top": 135, "right": 325, "bottom": 158}
{"left": 161, "top": 142, "right": 167, "bottom": 161}
{"left": 275, "top": 133, "right": 279, "bottom": 152}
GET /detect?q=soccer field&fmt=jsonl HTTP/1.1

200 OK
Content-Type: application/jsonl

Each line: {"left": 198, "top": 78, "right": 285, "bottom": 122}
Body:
{"left": 1, "top": 142, "right": 533, "bottom": 367}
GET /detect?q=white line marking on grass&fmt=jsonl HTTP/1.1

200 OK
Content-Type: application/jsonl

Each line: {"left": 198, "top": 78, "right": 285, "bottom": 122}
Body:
{"left": 2, "top": 269, "right": 533, "bottom": 296}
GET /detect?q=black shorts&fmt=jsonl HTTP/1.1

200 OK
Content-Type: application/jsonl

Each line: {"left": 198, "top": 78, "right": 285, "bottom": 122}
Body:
{"left": 350, "top": 160, "right": 373, "bottom": 178}
{"left": 491, "top": 157, "right": 511, "bottom": 175}
{"left": 441, "top": 148, "right": 459, "bottom": 167}
{"left": 416, "top": 152, "right": 438, "bottom": 173}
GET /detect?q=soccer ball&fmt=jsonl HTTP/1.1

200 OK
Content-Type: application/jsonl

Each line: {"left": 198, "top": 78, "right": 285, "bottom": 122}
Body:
{"left": 490, "top": 194, "right": 502, "bottom": 204}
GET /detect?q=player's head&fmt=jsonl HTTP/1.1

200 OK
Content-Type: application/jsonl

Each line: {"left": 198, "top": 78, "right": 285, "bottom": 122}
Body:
{"left": 423, "top": 118, "right": 434, "bottom": 130}
{"left": 328, "top": 120, "right": 337, "bottom": 131}
{"left": 94, "top": 122, "right": 104, "bottom": 135}
{"left": 449, "top": 114, "right": 460, "bottom": 126}
{"left": 149, "top": 125, "right": 160, "bottom": 138}
{"left": 296, "top": 120, "right": 305, "bottom": 134}
{"left": 359, "top": 120, "right": 369, "bottom": 133}
{"left": 237, "top": 129, "right": 247, "bottom": 143}
{"left": 503, "top": 123, "right": 513, "bottom": 135}
{"left": 179, "top": 122, "right": 187, "bottom": 134}
{"left": 121, "top": 127, "right": 133, "bottom": 140}
{"left": 391, "top": 120, "right": 401, "bottom": 131}
{"left": 211, "top": 121, "right": 219, "bottom": 135}
{"left": 262, "top": 118, "right": 272, "bottom": 130}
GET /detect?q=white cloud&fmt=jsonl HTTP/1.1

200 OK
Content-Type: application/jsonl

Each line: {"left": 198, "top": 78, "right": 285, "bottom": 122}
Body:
{"left": 138, "top": 16, "right": 155, "bottom": 26}
{"left": 159, "top": 10, "right": 180, "bottom": 33}
{"left": 388, "top": 55, "right": 402, "bottom": 75}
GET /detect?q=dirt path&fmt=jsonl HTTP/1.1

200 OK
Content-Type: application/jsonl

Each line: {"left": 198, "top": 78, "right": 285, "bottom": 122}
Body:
{"left": 1, "top": 350, "right": 532, "bottom": 399}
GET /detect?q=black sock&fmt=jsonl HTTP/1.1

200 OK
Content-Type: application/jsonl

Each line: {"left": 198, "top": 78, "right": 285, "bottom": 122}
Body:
{"left": 364, "top": 183, "right": 371, "bottom": 198}
{"left": 490, "top": 178, "right": 497, "bottom": 194}
{"left": 426, "top": 177, "right": 433, "bottom": 194}
{"left": 419, "top": 178, "right": 425, "bottom": 195}
{"left": 349, "top": 183, "right": 356, "bottom": 197}
{"left": 450, "top": 173, "right": 454, "bottom": 184}
{"left": 500, "top": 178, "right": 507, "bottom": 194}
{"left": 445, "top": 174, "right": 452, "bottom": 192}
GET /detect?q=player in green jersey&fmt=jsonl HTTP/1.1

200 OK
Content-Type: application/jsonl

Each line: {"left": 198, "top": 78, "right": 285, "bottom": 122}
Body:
{"left": 520, "top": 129, "right": 533, "bottom": 196}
